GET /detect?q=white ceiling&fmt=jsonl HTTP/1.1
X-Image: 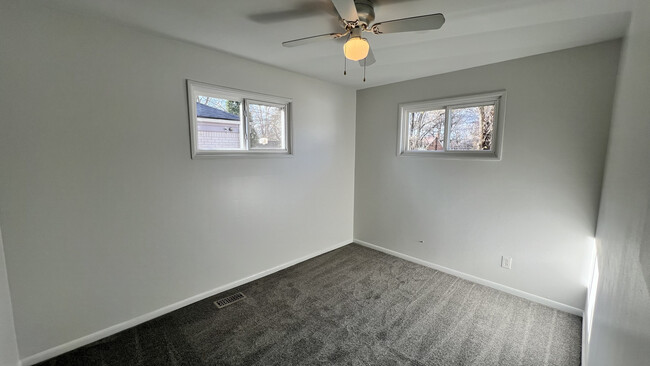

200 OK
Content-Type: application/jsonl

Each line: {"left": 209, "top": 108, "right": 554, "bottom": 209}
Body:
{"left": 40, "top": 0, "right": 633, "bottom": 89}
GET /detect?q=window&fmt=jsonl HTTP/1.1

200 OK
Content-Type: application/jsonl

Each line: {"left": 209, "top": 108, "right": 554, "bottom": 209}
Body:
{"left": 187, "top": 80, "right": 291, "bottom": 157}
{"left": 398, "top": 91, "right": 505, "bottom": 159}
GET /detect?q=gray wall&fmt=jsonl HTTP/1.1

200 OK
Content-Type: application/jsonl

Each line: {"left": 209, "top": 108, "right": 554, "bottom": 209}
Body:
{"left": 587, "top": 0, "right": 650, "bottom": 364}
{"left": 0, "top": 1, "right": 355, "bottom": 358}
{"left": 0, "top": 227, "right": 19, "bottom": 366}
{"left": 354, "top": 41, "right": 621, "bottom": 310}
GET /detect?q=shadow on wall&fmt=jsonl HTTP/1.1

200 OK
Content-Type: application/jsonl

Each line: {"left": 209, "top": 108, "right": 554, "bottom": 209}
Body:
{"left": 641, "top": 197, "right": 650, "bottom": 294}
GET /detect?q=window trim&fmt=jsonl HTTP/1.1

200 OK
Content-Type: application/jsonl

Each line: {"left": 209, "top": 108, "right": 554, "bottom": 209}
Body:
{"left": 397, "top": 90, "right": 506, "bottom": 160}
{"left": 186, "top": 79, "right": 293, "bottom": 158}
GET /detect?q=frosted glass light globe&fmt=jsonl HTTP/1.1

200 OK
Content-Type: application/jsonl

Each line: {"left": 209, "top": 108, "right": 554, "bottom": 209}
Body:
{"left": 343, "top": 37, "right": 370, "bottom": 61}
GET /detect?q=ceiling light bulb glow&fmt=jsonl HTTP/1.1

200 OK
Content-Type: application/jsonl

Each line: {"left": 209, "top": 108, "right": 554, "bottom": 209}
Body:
{"left": 343, "top": 37, "right": 370, "bottom": 61}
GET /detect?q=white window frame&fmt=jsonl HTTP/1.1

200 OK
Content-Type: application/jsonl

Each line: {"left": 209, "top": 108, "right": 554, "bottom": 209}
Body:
{"left": 187, "top": 79, "right": 292, "bottom": 158}
{"left": 398, "top": 90, "right": 506, "bottom": 160}
{"left": 245, "top": 99, "right": 288, "bottom": 151}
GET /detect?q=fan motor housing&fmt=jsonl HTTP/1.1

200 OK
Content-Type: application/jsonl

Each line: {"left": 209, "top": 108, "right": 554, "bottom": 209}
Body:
{"left": 355, "top": 0, "right": 375, "bottom": 26}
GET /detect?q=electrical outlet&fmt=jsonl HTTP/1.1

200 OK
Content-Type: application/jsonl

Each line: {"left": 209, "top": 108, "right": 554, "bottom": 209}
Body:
{"left": 501, "top": 256, "right": 512, "bottom": 269}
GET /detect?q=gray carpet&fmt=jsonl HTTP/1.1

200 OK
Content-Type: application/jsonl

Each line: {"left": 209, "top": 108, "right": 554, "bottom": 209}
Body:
{"left": 37, "top": 244, "right": 582, "bottom": 365}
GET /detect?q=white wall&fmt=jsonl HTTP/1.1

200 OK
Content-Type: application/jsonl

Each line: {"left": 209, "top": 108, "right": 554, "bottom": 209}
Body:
{"left": 354, "top": 41, "right": 621, "bottom": 310}
{"left": 587, "top": 1, "right": 650, "bottom": 364}
{"left": 0, "top": 1, "right": 355, "bottom": 359}
{"left": 0, "top": 227, "right": 19, "bottom": 366}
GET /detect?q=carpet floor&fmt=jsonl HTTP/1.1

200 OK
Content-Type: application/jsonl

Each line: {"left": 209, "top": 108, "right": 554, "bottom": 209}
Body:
{"left": 36, "top": 244, "right": 582, "bottom": 365}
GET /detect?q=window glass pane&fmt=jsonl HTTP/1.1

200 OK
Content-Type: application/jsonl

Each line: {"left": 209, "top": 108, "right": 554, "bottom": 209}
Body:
{"left": 195, "top": 95, "right": 242, "bottom": 150}
{"left": 448, "top": 104, "right": 494, "bottom": 151}
{"left": 407, "top": 109, "right": 445, "bottom": 151}
{"left": 247, "top": 102, "right": 286, "bottom": 150}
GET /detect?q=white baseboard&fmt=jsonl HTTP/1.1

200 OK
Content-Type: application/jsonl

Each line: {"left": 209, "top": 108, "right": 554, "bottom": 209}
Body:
{"left": 354, "top": 239, "right": 584, "bottom": 317}
{"left": 20, "top": 240, "right": 352, "bottom": 366}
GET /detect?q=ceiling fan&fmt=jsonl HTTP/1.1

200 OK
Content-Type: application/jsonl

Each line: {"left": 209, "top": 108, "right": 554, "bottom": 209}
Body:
{"left": 282, "top": 0, "right": 445, "bottom": 79}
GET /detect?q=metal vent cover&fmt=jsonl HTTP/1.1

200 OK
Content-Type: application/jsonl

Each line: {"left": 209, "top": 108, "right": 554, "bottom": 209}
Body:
{"left": 214, "top": 292, "right": 246, "bottom": 309}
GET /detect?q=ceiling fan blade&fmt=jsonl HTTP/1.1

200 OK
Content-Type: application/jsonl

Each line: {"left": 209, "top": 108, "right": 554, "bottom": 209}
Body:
{"left": 331, "top": 0, "right": 359, "bottom": 21}
{"left": 372, "top": 13, "right": 445, "bottom": 34}
{"left": 249, "top": 2, "right": 337, "bottom": 24}
{"left": 282, "top": 33, "right": 343, "bottom": 47}
{"left": 359, "top": 47, "right": 376, "bottom": 66}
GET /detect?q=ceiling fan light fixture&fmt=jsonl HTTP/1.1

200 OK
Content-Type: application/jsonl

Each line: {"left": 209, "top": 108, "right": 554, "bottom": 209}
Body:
{"left": 343, "top": 36, "right": 369, "bottom": 61}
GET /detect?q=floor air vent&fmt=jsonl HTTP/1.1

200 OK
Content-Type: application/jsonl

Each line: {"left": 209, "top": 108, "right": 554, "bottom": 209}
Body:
{"left": 214, "top": 292, "right": 246, "bottom": 309}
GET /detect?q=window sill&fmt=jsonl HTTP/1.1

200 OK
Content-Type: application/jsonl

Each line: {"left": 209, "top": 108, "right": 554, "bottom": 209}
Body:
{"left": 192, "top": 151, "right": 293, "bottom": 159}
{"left": 399, "top": 151, "right": 501, "bottom": 161}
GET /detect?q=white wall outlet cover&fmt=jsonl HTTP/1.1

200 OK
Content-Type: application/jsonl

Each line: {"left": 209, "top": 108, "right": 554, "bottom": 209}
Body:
{"left": 501, "top": 256, "right": 513, "bottom": 269}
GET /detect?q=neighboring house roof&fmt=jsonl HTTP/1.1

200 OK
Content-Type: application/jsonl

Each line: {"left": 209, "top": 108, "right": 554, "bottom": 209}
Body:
{"left": 196, "top": 102, "right": 239, "bottom": 120}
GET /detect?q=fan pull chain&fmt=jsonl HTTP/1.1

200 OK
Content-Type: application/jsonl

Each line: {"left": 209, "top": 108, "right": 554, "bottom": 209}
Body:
{"left": 344, "top": 55, "right": 347, "bottom": 75}
{"left": 363, "top": 58, "right": 366, "bottom": 82}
